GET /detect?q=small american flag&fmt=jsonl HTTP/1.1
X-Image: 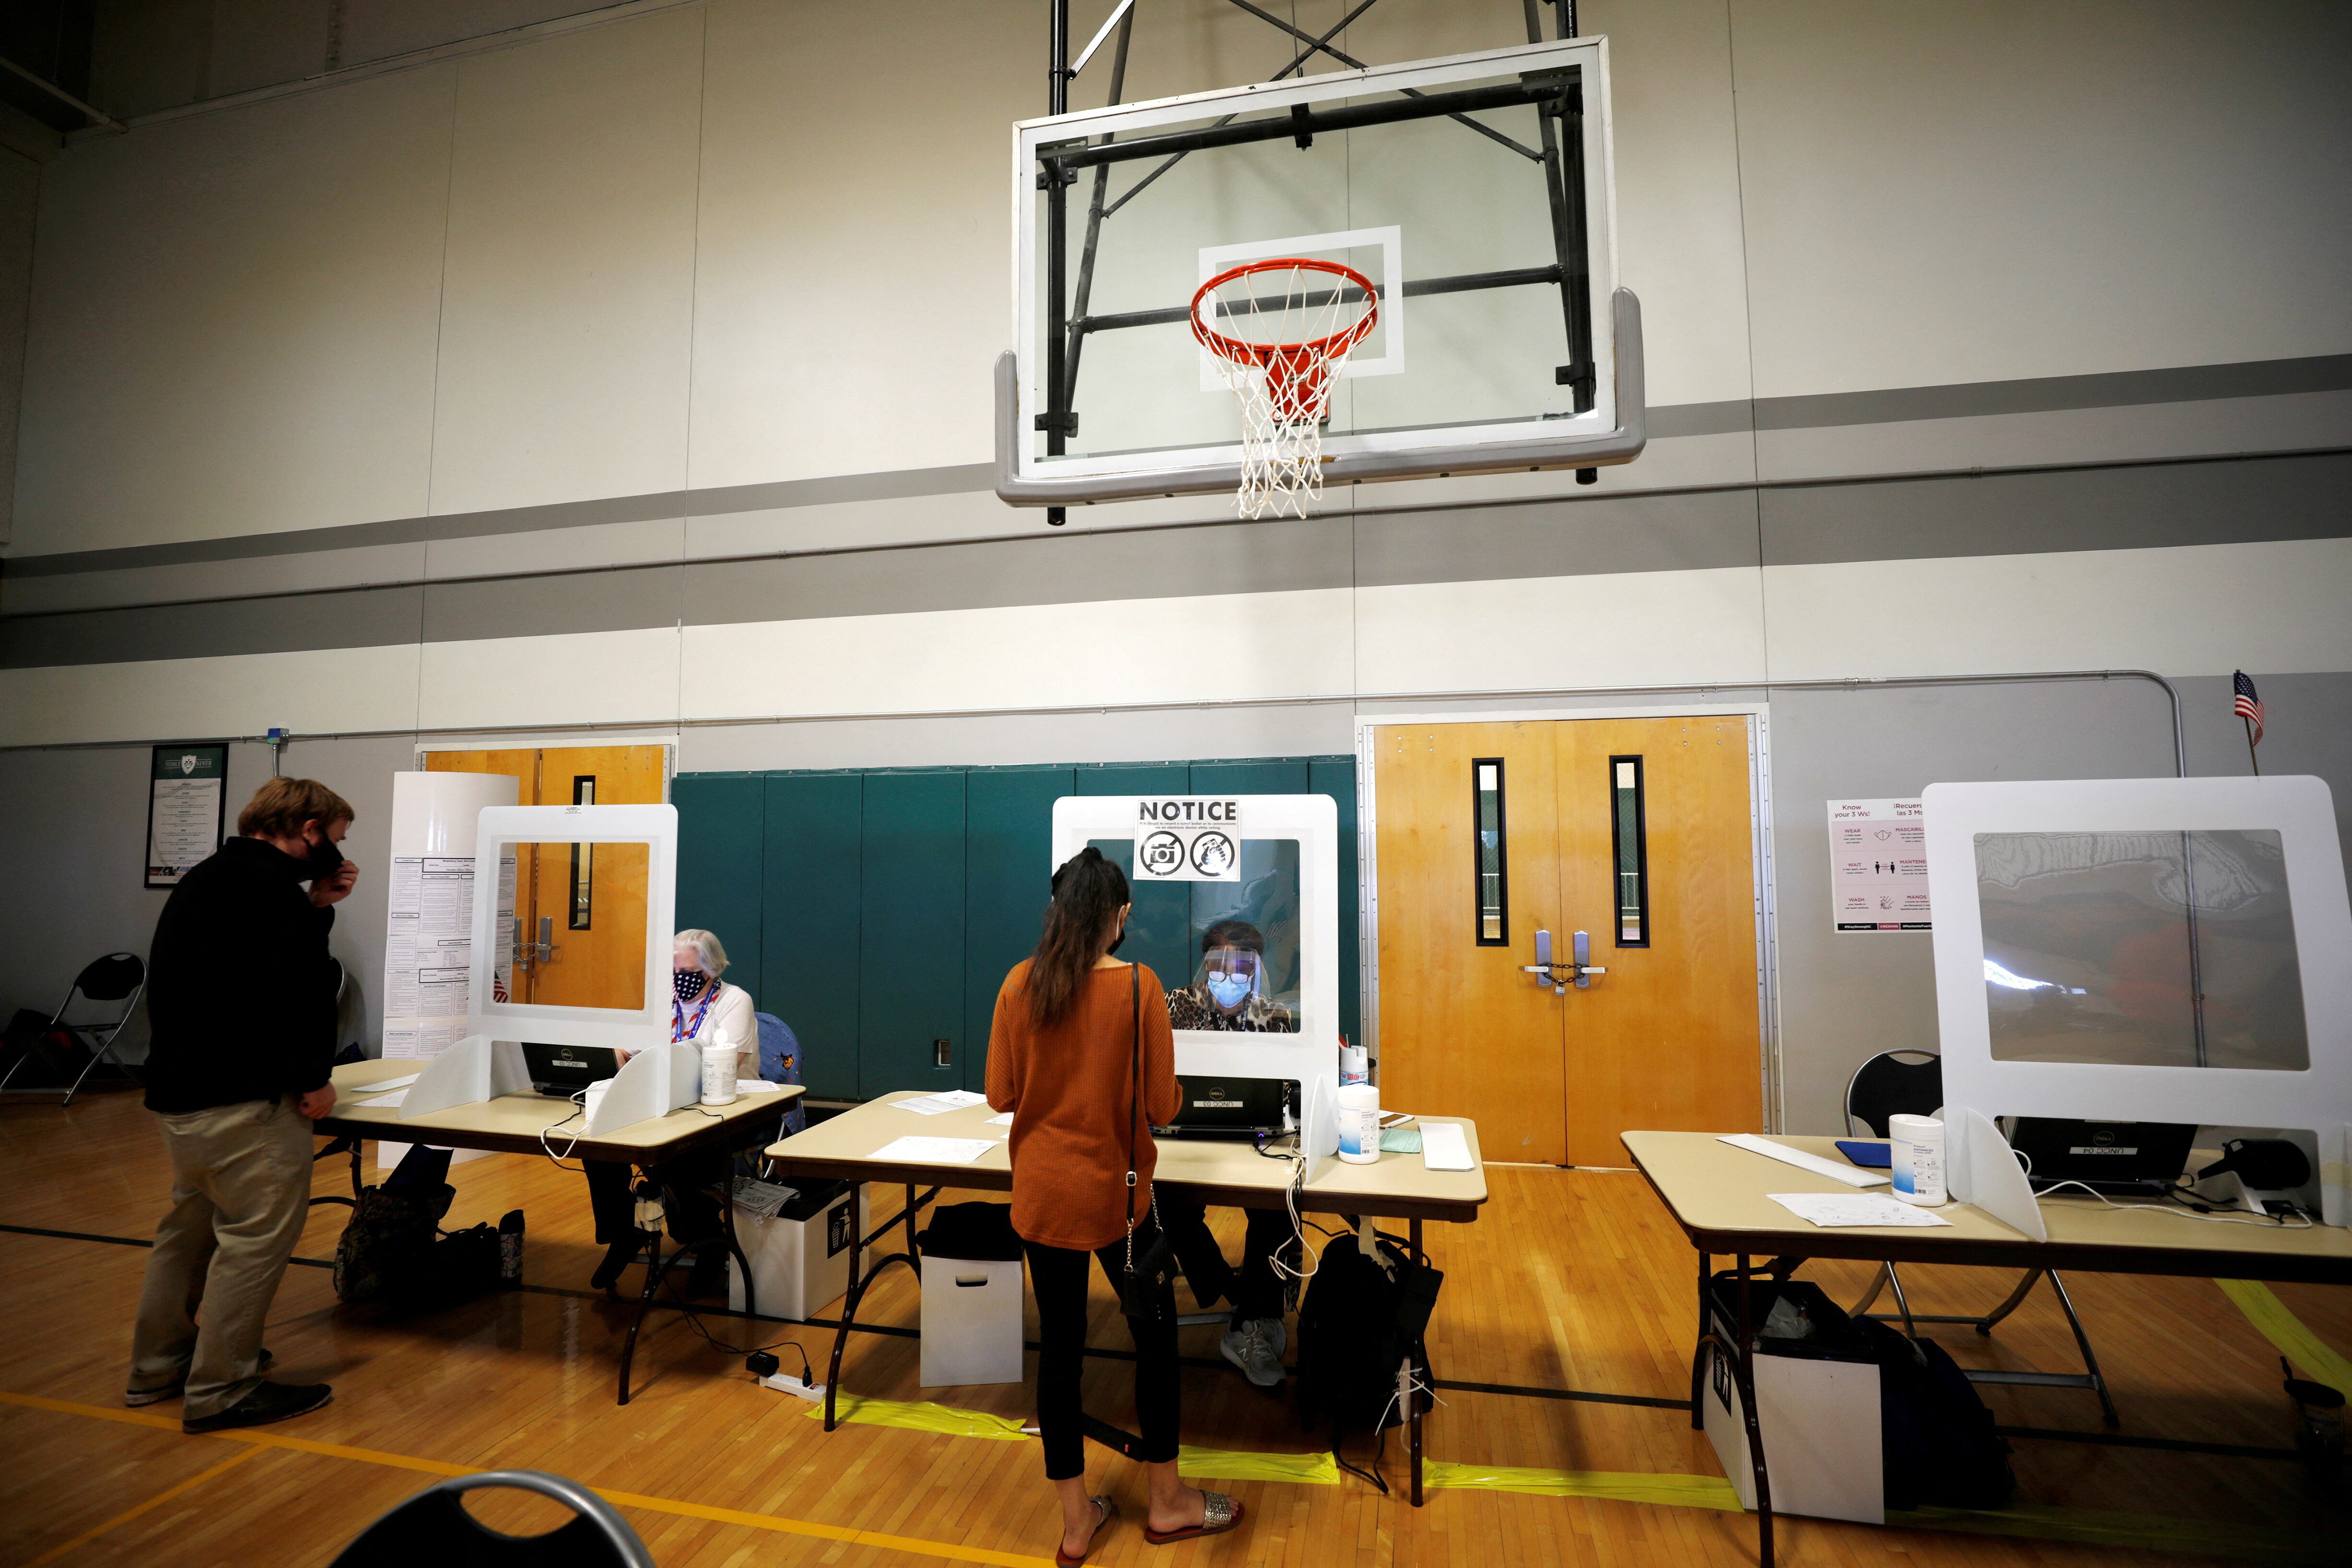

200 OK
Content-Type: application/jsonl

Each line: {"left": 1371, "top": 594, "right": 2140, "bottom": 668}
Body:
{"left": 2232, "top": 670, "right": 2264, "bottom": 746}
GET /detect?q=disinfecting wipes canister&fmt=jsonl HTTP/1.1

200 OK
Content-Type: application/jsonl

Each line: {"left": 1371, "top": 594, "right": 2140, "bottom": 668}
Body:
{"left": 1889, "top": 1113, "right": 1946, "bottom": 1206}
{"left": 702, "top": 1042, "right": 739, "bottom": 1106}
{"left": 1337, "top": 1082, "right": 1380, "bottom": 1164}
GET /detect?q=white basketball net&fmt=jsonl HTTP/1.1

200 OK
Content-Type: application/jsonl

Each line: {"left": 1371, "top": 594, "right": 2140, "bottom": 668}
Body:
{"left": 1193, "top": 260, "right": 1378, "bottom": 520}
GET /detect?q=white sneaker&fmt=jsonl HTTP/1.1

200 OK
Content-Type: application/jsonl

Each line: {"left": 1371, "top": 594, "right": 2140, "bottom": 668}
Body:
{"left": 1220, "top": 1316, "right": 1287, "bottom": 1388}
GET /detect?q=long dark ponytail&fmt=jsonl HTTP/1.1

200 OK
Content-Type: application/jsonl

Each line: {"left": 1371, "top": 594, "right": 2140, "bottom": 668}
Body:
{"left": 1028, "top": 847, "right": 1130, "bottom": 1026}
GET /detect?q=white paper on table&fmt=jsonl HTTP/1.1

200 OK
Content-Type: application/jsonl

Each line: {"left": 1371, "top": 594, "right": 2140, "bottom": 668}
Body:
{"left": 736, "top": 1080, "right": 782, "bottom": 1093}
{"left": 363, "top": 1072, "right": 421, "bottom": 1093}
{"left": 360, "top": 1089, "right": 410, "bottom": 1108}
{"left": 1768, "top": 1192, "right": 1952, "bottom": 1228}
{"left": 896, "top": 1090, "right": 988, "bottom": 1115}
{"left": 1720, "top": 1133, "right": 1889, "bottom": 1188}
{"left": 1421, "top": 1123, "right": 1474, "bottom": 1171}
{"left": 870, "top": 1135, "right": 996, "bottom": 1165}
{"left": 984, "top": 1111, "right": 1014, "bottom": 1126}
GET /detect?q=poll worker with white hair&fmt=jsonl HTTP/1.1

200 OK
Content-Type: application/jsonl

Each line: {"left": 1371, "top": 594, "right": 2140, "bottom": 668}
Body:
{"left": 582, "top": 929, "right": 755, "bottom": 1292}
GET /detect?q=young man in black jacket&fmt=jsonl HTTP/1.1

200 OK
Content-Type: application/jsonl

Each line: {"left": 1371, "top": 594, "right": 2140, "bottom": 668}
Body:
{"left": 127, "top": 776, "right": 360, "bottom": 1433}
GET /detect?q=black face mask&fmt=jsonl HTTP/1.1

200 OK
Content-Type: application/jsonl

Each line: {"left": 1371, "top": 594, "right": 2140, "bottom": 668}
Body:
{"left": 1106, "top": 918, "right": 1127, "bottom": 957}
{"left": 304, "top": 830, "right": 345, "bottom": 881}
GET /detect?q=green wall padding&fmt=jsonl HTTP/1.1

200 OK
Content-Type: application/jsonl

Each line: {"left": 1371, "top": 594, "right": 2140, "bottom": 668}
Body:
{"left": 673, "top": 774, "right": 764, "bottom": 1004}
{"left": 676, "top": 756, "right": 1358, "bottom": 1099}
{"left": 759, "top": 774, "right": 863, "bottom": 1099}
{"left": 858, "top": 772, "right": 968, "bottom": 1096}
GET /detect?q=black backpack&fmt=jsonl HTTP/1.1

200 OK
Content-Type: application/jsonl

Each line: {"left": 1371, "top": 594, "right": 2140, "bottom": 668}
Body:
{"left": 1295, "top": 1231, "right": 1443, "bottom": 1449}
{"left": 1853, "top": 1316, "right": 2015, "bottom": 1509}
{"left": 334, "top": 1181, "right": 453, "bottom": 1303}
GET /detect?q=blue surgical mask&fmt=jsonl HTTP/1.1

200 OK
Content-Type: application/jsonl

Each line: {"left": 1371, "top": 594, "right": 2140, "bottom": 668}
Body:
{"left": 1206, "top": 973, "right": 1253, "bottom": 1010}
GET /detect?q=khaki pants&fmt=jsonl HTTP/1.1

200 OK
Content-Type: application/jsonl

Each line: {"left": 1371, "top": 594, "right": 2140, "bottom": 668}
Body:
{"left": 128, "top": 1096, "right": 314, "bottom": 1420}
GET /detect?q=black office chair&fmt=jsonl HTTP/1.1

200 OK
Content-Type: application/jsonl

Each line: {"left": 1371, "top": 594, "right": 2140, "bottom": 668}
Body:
{"left": 0, "top": 953, "right": 145, "bottom": 1106}
{"left": 1842, "top": 1049, "right": 2118, "bottom": 1426}
{"left": 331, "top": 1470, "right": 655, "bottom": 1567}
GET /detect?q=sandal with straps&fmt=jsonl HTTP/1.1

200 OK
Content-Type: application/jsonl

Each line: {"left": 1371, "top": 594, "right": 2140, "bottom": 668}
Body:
{"left": 1057, "top": 1496, "right": 1117, "bottom": 1566}
{"left": 1146, "top": 1490, "right": 1244, "bottom": 1545}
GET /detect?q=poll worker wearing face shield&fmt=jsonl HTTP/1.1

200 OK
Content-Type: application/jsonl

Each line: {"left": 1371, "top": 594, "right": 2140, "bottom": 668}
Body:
{"left": 580, "top": 929, "right": 752, "bottom": 1293}
{"left": 1164, "top": 919, "right": 1296, "bottom": 1033}
{"left": 127, "top": 777, "right": 360, "bottom": 1434}
{"left": 986, "top": 848, "right": 1245, "bottom": 1560}
{"left": 1158, "top": 919, "right": 1301, "bottom": 1389}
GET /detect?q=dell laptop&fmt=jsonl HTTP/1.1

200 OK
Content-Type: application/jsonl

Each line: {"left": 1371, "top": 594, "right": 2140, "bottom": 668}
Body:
{"left": 2009, "top": 1118, "right": 2196, "bottom": 1195}
{"left": 1153, "top": 1075, "right": 1299, "bottom": 1141}
{"left": 523, "top": 1041, "right": 622, "bottom": 1099}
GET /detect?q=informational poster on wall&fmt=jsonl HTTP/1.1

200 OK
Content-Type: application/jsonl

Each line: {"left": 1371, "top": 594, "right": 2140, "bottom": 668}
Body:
{"left": 146, "top": 744, "right": 228, "bottom": 887}
{"left": 1828, "top": 798, "right": 1930, "bottom": 932}
{"left": 381, "top": 850, "right": 515, "bottom": 1060}
{"left": 1134, "top": 798, "right": 1242, "bottom": 881}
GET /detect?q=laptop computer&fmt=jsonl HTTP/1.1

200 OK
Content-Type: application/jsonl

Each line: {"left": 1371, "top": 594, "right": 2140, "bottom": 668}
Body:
{"left": 2009, "top": 1117, "right": 2196, "bottom": 1195}
{"left": 523, "top": 1041, "right": 623, "bottom": 1099}
{"left": 1152, "top": 1074, "right": 1299, "bottom": 1141}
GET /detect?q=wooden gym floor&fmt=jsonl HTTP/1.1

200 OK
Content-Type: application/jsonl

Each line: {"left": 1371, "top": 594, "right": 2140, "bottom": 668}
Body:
{"left": 2, "top": 1087, "right": 2346, "bottom": 1567}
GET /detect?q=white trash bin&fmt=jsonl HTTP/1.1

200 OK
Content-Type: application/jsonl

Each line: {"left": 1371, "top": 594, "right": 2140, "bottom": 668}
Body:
{"left": 728, "top": 1181, "right": 866, "bottom": 1322}
{"left": 918, "top": 1256, "right": 1025, "bottom": 1387}
{"left": 1699, "top": 1277, "right": 1884, "bottom": 1525}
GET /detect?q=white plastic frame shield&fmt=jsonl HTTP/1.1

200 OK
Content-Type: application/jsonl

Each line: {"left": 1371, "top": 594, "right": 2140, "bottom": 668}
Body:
{"left": 1924, "top": 775, "right": 2352, "bottom": 1225}
{"left": 1002, "top": 36, "right": 1641, "bottom": 505}
{"left": 1051, "top": 793, "right": 1342, "bottom": 1161}
{"left": 466, "top": 802, "right": 679, "bottom": 1055}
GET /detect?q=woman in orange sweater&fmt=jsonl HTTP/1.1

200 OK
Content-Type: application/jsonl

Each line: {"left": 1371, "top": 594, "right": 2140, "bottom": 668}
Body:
{"left": 986, "top": 848, "right": 1245, "bottom": 1564}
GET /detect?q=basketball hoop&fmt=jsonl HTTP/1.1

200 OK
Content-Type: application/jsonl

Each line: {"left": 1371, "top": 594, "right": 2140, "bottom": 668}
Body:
{"left": 1191, "top": 258, "right": 1379, "bottom": 519}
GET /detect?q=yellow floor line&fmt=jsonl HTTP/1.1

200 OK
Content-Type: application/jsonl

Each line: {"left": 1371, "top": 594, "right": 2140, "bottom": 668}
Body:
{"left": 1424, "top": 1462, "right": 1741, "bottom": 1510}
{"left": 0, "top": 1390, "right": 1051, "bottom": 1568}
{"left": 2216, "top": 1278, "right": 2352, "bottom": 1399}
{"left": 23, "top": 1446, "right": 264, "bottom": 1568}
{"left": 804, "top": 1392, "right": 1035, "bottom": 1442}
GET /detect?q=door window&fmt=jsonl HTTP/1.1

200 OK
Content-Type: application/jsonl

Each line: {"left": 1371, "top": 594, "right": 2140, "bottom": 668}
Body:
{"left": 1473, "top": 759, "right": 1508, "bottom": 945}
{"left": 1610, "top": 756, "right": 1650, "bottom": 947}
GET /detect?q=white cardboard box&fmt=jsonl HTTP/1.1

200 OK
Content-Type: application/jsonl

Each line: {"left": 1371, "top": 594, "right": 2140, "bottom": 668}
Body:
{"left": 728, "top": 1184, "right": 864, "bottom": 1322}
{"left": 918, "top": 1255, "right": 1025, "bottom": 1387}
{"left": 1701, "top": 1336, "right": 1884, "bottom": 1524}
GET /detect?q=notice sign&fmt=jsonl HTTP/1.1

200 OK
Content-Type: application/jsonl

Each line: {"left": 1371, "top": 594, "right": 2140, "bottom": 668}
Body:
{"left": 1829, "top": 798, "right": 1930, "bottom": 932}
{"left": 1134, "top": 798, "right": 1242, "bottom": 882}
{"left": 147, "top": 744, "right": 228, "bottom": 887}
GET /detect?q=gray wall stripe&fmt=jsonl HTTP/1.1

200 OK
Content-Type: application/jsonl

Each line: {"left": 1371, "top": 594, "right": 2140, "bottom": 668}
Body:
{"left": 6, "top": 351, "right": 2346, "bottom": 582}
{"left": 4, "top": 453, "right": 2347, "bottom": 672}
{"left": 1753, "top": 354, "right": 2352, "bottom": 432}
{"left": 1760, "top": 450, "right": 2352, "bottom": 566}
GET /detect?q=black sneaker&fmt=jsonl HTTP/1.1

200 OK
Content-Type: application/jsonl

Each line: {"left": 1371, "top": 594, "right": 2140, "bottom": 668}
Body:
{"left": 182, "top": 1380, "right": 332, "bottom": 1434}
{"left": 125, "top": 1348, "right": 274, "bottom": 1408}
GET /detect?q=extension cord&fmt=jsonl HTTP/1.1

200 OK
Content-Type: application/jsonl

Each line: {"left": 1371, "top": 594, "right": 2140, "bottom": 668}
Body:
{"left": 758, "top": 1372, "right": 826, "bottom": 1402}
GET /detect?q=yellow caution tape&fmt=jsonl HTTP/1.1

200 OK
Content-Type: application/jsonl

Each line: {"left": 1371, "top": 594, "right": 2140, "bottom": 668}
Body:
{"left": 1890, "top": 1503, "right": 2340, "bottom": 1564}
{"left": 1178, "top": 1446, "right": 1342, "bottom": 1485}
{"left": 1424, "top": 1463, "right": 1742, "bottom": 1510}
{"left": 803, "top": 1393, "right": 1033, "bottom": 1442}
{"left": 2216, "top": 1278, "right": 2352, "bottom": 1400}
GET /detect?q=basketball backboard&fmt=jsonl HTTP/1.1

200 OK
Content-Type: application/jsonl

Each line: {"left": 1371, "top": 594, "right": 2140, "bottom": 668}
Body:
{"left": 999, "top": 36, "right": 1643, "bottom": 508}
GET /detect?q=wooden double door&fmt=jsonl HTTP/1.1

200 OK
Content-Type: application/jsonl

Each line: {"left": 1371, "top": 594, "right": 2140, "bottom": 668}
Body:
{"left": 424, "top": 745, "right": 666, "bottom": 1009}
{"left": 1373, "top": 716, "right": 1765, "bottom": 1166}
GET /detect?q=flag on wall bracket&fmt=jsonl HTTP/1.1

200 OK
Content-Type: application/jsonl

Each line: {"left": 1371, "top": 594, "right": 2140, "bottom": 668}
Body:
{"left": 2232, "top": 670, "right": 2265, "bottom": 775}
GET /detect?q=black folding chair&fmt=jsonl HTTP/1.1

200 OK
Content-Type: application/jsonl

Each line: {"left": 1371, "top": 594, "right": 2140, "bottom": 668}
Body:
{"left": 0, "top": 953, "right": 145, "bottom": 1107}
{"left": 330, "top": 1470, "right": 654, "bottom": 1566}
{"left": 1841, "top": 1049, "right": 2118, "bottom": 1425}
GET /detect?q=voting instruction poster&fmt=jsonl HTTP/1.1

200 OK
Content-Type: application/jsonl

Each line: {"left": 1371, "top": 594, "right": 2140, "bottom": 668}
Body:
{"left": 146, "top": 745, "right": 228, "bottom": 887}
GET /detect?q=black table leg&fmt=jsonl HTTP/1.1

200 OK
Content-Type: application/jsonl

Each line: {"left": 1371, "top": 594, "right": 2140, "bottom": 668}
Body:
{"left": 1409, "top": 1216, "right": 1426, "bottom": 1507}
{"left": 1735, "top": 1253, "right": 1773, "bottom": 1568}
{"left": 1689, "top": 1250, "right": 1709, "bottom": 1427}
{"left": 617, "top": 1227, "right": 666, "bottom": 1405}
{"left": 823, "top": 1184, "right": 930, "bottom": 1432}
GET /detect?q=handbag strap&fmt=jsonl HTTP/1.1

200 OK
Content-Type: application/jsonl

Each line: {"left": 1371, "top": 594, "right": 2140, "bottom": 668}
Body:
{"left": 1127, "top": 959, "right": 1155, "bottom": 1272}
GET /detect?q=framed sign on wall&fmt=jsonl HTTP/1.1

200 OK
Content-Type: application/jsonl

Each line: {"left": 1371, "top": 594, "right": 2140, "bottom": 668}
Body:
{"left": 147, "top": 744, "right": 229, "bottom": 888}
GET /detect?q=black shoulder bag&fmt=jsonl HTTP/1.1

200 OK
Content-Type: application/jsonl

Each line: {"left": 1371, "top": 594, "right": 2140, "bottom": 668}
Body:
{"left": 1118, "top": 962, "right": 1179, "bottom": 1321}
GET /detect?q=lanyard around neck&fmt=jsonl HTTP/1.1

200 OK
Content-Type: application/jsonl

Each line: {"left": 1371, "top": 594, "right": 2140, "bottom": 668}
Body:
{"left": 672, "top": 985, "right": 717, "bottom": 1043}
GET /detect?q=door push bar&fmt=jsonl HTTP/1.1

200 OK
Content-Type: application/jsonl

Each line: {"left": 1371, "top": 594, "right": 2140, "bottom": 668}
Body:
{"left": 1524, "top": 929, "right": 1605, "bottom": 995}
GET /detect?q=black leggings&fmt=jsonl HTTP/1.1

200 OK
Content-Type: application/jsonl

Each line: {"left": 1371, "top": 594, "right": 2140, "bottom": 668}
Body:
{"left": 1024, "top": 1230, "right": 1181, "bottom": 1481}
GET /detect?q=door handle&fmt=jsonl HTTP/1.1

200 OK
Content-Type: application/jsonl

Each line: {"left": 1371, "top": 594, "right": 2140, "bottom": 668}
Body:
{"left": 516, "top": 914, "right": 559, "bottom": 969}
{"left": 1521, "top": 927, "right": 1606, "bottom": 995}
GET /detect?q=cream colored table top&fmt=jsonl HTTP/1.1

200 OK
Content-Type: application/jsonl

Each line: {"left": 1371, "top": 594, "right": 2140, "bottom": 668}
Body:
{"left": 765, "top": 1091, "right": 1488, "bottom": 1223}
{"left": 1623, "top": 1130, "right": 2352, "bottom": 1285}
{"left": 315, "top": 1056, "right": 804, "bottom": 1162}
